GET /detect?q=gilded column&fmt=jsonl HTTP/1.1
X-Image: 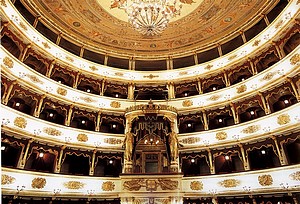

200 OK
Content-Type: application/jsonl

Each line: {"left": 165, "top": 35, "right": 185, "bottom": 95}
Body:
{"left": 33, "top": 16, "right": 41, "bottom": 28}
{"left": 248, "top": 58, "right": 257, "bottom": 75}
{"left": 18, "top": 139, "right": 33, "bottom": 169}
{"left": 223, "top": 71, "right": 230, "bottom": 87}
{"left": 202, "top": 110, "right": 209, "bottom": 130}
{"left": 197, "top": 78, "right": 203, "bottom": 94}
{"left": 287, "top": 77, "right": 300, "bottom": 101}
{"left": 65, "top": 105, "right": 74, "bottom": 126}
{"left": 56, "top": 33, "right": 62, "bottom": 45}
{"left": 207, "top": 149, "right": 215, "bottom": 174}
{"left": 194, "top": 53, "right": 199, "bottom": 65}
{"left": 271, "top": 136, "right": 287, "bottom": 165}
{"left": 73, "top": 72, "right": 81, "bottom": 88}
{"left": 230, "top": 103, "right": 239, "bottom": 124}
{"left": 240, "top": 30, "right": 247, "bottom": 43}
{"left": 217, "top": 43, "right": 222, "bottom": 56}
{"left": 34, "top": 95, "right": 46, "bottom": 117}
{"left": 95, "top": 111, "right": 101, "bottom": 131}
{"left": 55, "top": 145, "right": 66, "bottom": 173}
{"left": 169, "top": 117, "right": 180, "bottom": 172}
{"left": 19, "top": 44, "right": 31, "bottom": 62}
{"left": 46, "top": 60, "right": 56, "bottom": 77}
{"left": 238, "top": 143, "right": 250, "bottom": 170}
{"left": 263, "top": 14, "right": 270, "bottom": 26}
{"left": 272, "top": 42, "right": 285, "bottom": 59}
{"left": 212, "top": 198, "right": 218, "bottom": 204}
{"left": 123, "top": 115, "right": 134, "bottom": 173}
{"left": 104, "top": 55, "right": 108, "bottom": 66}
{"left": 128, "top": 83, "right": 135, "bottom": 99}
{"left": 79, "top": 46, "right": 84, "bottom": 57}
{"left": 167, "top": 82, "right": 175, "bottom": 99}
{"left": 2, "top": 80, "right": 17, "bottom": 105}
{"left": 258, "top": 92, "right": 271, "bottom": 115}
{"left": 89, "top": 149, "right": 97, "bottom": 176}
{"left": 100, "top": 80, "right": 106, "bottom": 96}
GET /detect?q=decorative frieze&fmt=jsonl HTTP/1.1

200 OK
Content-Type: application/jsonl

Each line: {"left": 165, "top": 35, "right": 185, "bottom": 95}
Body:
{"left": 101, "top": 181, "right": 115, "bottom": 191}
{"left": 182, "top": 100, "right": 193, "bottom": 107}
{"left": 289, "top": 171, "right": 300, "bottom": 181}
{"left": 14, "top": 117, "right": 27, "bottom": 129}
{"left": 110, "top": 101, "right": 121, "bottom": 108}
{"left": 258, "top": 174, "right": 273, "bottom": 186}
{"left": 218, "top": 179, "right": 240, "bottom": 188}
{"left": 190, "top": 181, "right": 203, "bottom": 191}
{"left": 77, "top": 134, "right": 88, "bottom": 142}
{"left": 31, "top": 177, "right": 46, "bottom": 189}
{"left": 242, "top": 125, "right": 260, "bottom": 134}
{"left": 63, "top": 181, "right": 85, "bottom": 189}
{"left": 43, "top": 127, "right": 62, "bottom": 136}
{"left": 216, "top": 132, "right": 227, "bottom": 140}
{"left": 1, "top": 175, "right": 15, "bottom": 185}
{"left": 277, "top": 114, "right": 290, "bottom": 125}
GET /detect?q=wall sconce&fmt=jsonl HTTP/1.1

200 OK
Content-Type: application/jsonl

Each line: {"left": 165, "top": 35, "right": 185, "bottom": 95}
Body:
{"left": 243, "top": 186, "right": 251, "bottom": 193}
{"left": 53, "top": 188, "right": 61, "bottom": 195}
{"left": 1, "top": 118, "right": 10, "bottom": 126}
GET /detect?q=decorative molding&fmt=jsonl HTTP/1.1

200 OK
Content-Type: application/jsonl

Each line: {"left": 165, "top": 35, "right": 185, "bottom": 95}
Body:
{"left": 80, "top": 96, "right": 96, "bottom": 103}
{"left": 101, "top": 181, "right": 115, "bottom": 191}
{"left": 104, "top": 138, "right": 123, "bottom": 145}
{"left": 31, "top": 177, "right": 46, "bottom": 189}
{"left": 110, "top": 101, "right": 121, "bottom": 108}
{"left": 14, "top": 117, "right": 27, "bottom": 129}
{"left": 42, "top": 42, "right": 51, "bottom": 49}
{"left": 208, "top": 95, "right": 221, "bottom": 101}
{"left": 43, "top": 127, "right": 62, "bottom": 136}
{"left": 123, "top": 179, "right": 143, "bottom": 191}
{"left": 289, "top": 171, "right": 300, "bottom": 181}
{"left": 236, "top": 84, "right": 247, "bottom": 93}
{"left": 123, "top": 179, "right": 178, "bottom": 191}
{"left": 242, "top": 125, "right": 260, "bottom": 134}
{"left": 89, "top": 66, "right": 98, "bottom": 71}
{"left": 290, "top": 54, "right": 300, "bottom": 65}
{"left": 182, "top": 100, "right": 193, "bottom": 107}
{"left": 57, "top": 87, "right": 67, "bottom": 96}
{"left": 1, "top": 175, "right": 15, "bottom": 185}
{"left": 252, "top": 39, "right": 261, "bottom": 47}
{"left": 157, "top": 179, "right": 178, "bottom": 190}
{"left": 143, "top": 74, "right": 159, "bottom": 79}
{"left": 77, "top": 134, "right": 88, "bottom": 142}
{"left": 190, "top": 181, "right": 203, "bottom": 191}
{"left": 277, "top": 114, "right": 290, "bottom": 125}
{"left": 258, "top": 174, "right": 273, "bottom": 186}
{"left": 216, "top": 132, "right": 227, "bottom": 140}
{"left": 3, "top": 57, "right": 14, "bottom": 68}
{"left": 179, "top": 137, "right": 200, "bottom": 144}
{"left": 63, "top": 181, "right": 85, "bottom": 189}
{"left": 205, "top": 64, "right": 213, "bottom": 70}
{"left": 261, "top": 72, "right": 276, "bottom": 81}
{"left": 27, "top": 74, "right": 44, "bottom": 84}
{"left": 218, "top": 179, "right": 240, "bottom": 188}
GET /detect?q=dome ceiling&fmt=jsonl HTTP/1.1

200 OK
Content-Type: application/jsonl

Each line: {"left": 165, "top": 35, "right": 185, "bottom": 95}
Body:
{"left": 27, "top": 0, "right": 272, "bottom": 58}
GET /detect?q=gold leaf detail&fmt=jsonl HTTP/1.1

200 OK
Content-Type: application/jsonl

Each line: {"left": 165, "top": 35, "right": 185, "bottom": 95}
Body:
{"left": 57, "top": 87, "right": 67, "bottom": 96}
{"left": 145, "top": 179, "right": 158, "bottom": 191}
{"left": 157, "top": 179, "right": 178, "bottom": 190}
{"left": 123, "top": 179, "right": 143, "bottom": 191}
{"left": 242, "top": 125, "right": 260, "bottom": 134}
{"left": 205, "top": 64, "right": 213, "bottom": 70}
{"left": 236, "top": 84, "right": 247, "bottom": 93}
{"left": 277, "top": 114, "right": 290, "bottom": 125}
{"left": 1, "top": 175, "right": 15, "bottom": 185}
{"left": 89, "top": 66, "right": 98, "bottom": 71}
{"left": 31, "top": 177, "right": 46, "bottom": 189}
{"left": 110, "top": 101, "right": 121, "bottom": 108}
{"left": 19, "top": 22, "right": 27, "bottom": 30}
{"left": 14, "top": 117, "right": 27, "bottom": 129}
{"left": 104, "top": 138, "right": 123, "bottom": 145}
{"left": 275, "top": 20, "right": 283, "bottom": 29}
{"left": 219, "top": 179, "right": 240, "bottom": 188}
{"left": 115, "top": 72, "right": 124, "bottom": 76}
{"left": 77, "top": 134, "right": 88, "bottom": 142}
{"left": 143, "top": 74, "right": 159, "bottom": 79}
{"left": 42, "top": 42, "right": 51, "bottom": 49}
{"left": 208, "top": 95, "right": 220, "bottom": 101}
{"left": 1, "top": 0, "right": 8, "bottom": 7}
{"left": 179, "top": 137, "right": 201, "bottom": 144}
{"left": 261, "top": 72, "right": 276, "bottom": 81}
{"left": 102, "top": 181, "right": 115, "bottom": 191}
{"left": 216, "top": 132, "right": 227, "bottom": 140}
{"left": 27, "top": 74, "right": 44, "bottom": 84}
{"left": 80, "top": 96, "right": 96, "bottom": 103}
{"left": 252, "top": 40, "right": 261, "bottom": 47}
{"left": 65, "top": 56, "right": 74, "bottom": 62}
{"left": 228, "top": 54, "right": 237, "bottom": 61}
{"left": 179, "top": 71, "right": 188, "bottom": 76}
{"left": 3, "top": 57, "right": 14, "bottom": 68}
{"left": 290, "top": 54, "right": 300, "bottom": 65}
{"left": 258, "top": 174, "right": 273, "bottom": 186}
{"left": 182, "top": 100, "right": 193, "bottom": 107}
{"left": 64, "top": 181, "right": 85, "bottom": 189}
{"left": 289, "top": 171, "right": 300, "bottom": 181}
{"left": 190, "top": 181, "right": 203, "bottom": 191}
{"left": 43, "top": 127, "right": 62, "bottom": 136}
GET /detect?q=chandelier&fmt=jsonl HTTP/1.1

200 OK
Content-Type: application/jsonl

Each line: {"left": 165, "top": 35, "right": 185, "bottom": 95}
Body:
{"left": 111, "top": 0, "right": 183, "bottom": 36}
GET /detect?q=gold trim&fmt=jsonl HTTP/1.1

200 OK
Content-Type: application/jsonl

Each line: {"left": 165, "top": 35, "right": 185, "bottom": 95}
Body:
{"left": 216, "top": 132, "right": 227, "bottom": 140}
{"left": 179, "top": 137, "right": 201, "bottom": 144}
{"left": 57, "top": 87, "right": 67, "bottom": 96}
{"left": 208, "top": 95, "right": 221, "bottom": 101}
{"left": 252, "top": 39, "right": 261, "bottom": 47}
{"left": 80, "top": 96, "right": 96, "bottom": 103}
{"left": 31, "top": 177, "right": 46, "bottom": 189}
{"left": 218, "top": 179, "right": 240, "bottom": 188}
{"left": 190, "top": 181, "right": 203, "bottom": 191}
{"left": 14, "top": 117, "right": 27, "bottom": 129}
{"left": 63, "top": 181, "right": 85, "bottom": 189}
{"left": 43, "top": 127, "right": 62, "bottom": 136}
{"left": 290, "top": 53, "right": 300, "bottom": 65}
{"left": 27, "top": 74, "right": 44, "bottom": 84}
{"left": 104, "top": 138, "right": 123, "bottom": 145}
{"left": 123, "top": 179, "right": 143, "bottom": 191}
{"left": 102, "top": 181, "right": 115, "bottom": 191}
{"left": 143, "top": 74, "right": 159, "bottom": 79}
{"left": 242, "top": 125, "right": 260, "bottom": 134}
{"left": 89, "top": 66, "right": 98, "bottom": 71}
{"left": 77, "top": 133, "right": 88, "bottom": 142}
{"left": 3, "top": 57, "right": 14, "bottom": 68}
{"left": 236, "top": 84, "right": 247, "bottom": 93}
{"left": 258, "top": 174, "right": 273, "bottom": 186}
{"left": 110, "top": 101, "right": 121, "bottom": 108}
{"left": 42, "top": 42, "right": 51, "bottom": 49}
{"left": 1, "top": 174, "right": 15, "bottom": 185}
{"left": 289, "top": 171, "right": 300, "bottom": 181}
{"left": 277, "top": 114, "right": 290, "bottom": 125}
{"left": 182, "top": 100, "right": 193, "bottom": 107}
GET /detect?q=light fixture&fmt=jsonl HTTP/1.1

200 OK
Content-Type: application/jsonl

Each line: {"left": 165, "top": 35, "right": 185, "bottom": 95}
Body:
{"left": 87, "top": 89, "right": 91, "bottom": 93}
{"left": 111, "top": 0, "right": 183, "bottom": 36}
{"left": 49, "top": 113, "right": 54, "bottom": 117}
{"left": 284, "top": 99, "right": 289, "bottom": 104}
{"left": 250, "top": 110, "right": 255, "bottom": 115}
{"left": 115, "top": 93, "right": 119, "bottom": 98}
{"left": 191, "top": 158, "right": 195, "bottom": 163}
{"left": 155, "top": 140, "right": 159, "bottom": 144}
{"left": 261, "top": 150, "right": 266, "bottom": 155}
{"left": 15, "top": 102, "right": 20, "bottom": 107}
{"left": 218, "top": 118, "right": 223, "bottom": 123}
{"left": 1, "top": 146, "right": 6, "bottom": 151}
{"left": 187, "top": 123, "right": 192, "bottom": 127}
{"left": 112, "top": 124, "right": 117, "bottom": 128}
{"left": 184, "top": 92, "right": 188, "bottom": 97}
{"left": 81, "top": 120, "right": 86, "bottom": 124}
{"left": 212, "top": 87, "right": 217, "bottom": 91}
{"left": 109, "top": 160, "right": 113, "bottom": 164}
{"left": 225, "top": 155, "right": 230, "bottom": 160}
{"left": 39, "top": 152, "right": 44, "bottom": 158}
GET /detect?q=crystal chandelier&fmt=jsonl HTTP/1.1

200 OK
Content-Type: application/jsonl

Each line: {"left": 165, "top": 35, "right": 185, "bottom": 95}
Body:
{"left": 111, "top": 0, "right": 183, "bottom": 36}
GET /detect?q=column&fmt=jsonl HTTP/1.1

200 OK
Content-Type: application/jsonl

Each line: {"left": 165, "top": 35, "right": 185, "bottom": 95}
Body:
{"left": 263, "top": 14, "right": 270, "bottom": 26}
{"left": 230, "top": 103, "right": 239, "bottom": 124}
{"left": 217, "top": 44, "right": 222, "bottom": 57}
{"left": 287, "top": 77, "right": 300, "bottom": 101}
{"left": 258, "top": 92, "right": 271, "bottom": 115}
{"left": 202, "top": 110, "right": 209, "bottom": 130}
{"left": 123, "top": 115, "right": 134, "bottom": 173}
{"left": 272, "top": 42, "right": 285, "bottom": 59}
{"left": 104, "top": 55, "right": 108, "bottom": 66}
{"left": 89, "top": 149, "right": 97, "bottom": 176}
{"left": 33, "top": 16, "right": 41, "bottom": 28}
{"left": 65, "top": 105, "right": 74, "bottom": 126}
{"left": 79, "top": 46, "right": 84, "bottom": 57}
{"left": 46, "top": 60, "right": 56, "bottom": 77}
{"left": 240, "top": 30, "right": 247, "bottom": 43}
{"left": 212, "top": 198, "right": 218, "bottom": 204}
{"left": 194, "top": 53, "right": 199, "bottom": 65}
{"left": 207, "top": 149, "right": 215, "bottom": 174}
{"left": 167, "top": 82, "right": 175, "bottom": 99}
{"left": 292, "top": 195, "right": 299, "bottom": 204}
{"left": 197, "top": 78, "right": 203, "bottom": 94}
{"left": 167, "top": 56, "right": 173, "bottom": 70}
{"left": 2, "top": 80, "right": 17, "bottom": 105}
{"left": 56, "top": 33, "right": 62, "bottom": 45}
{"left": 55, "top": 145, "right": 66, "bottom": 173}
{"left": 19, "top": 44, "right": 31, "bottom": 62}
{"left": 248, "top": 58, "right": 257, "bottom": 75}
{"left": 271, "top": 136, "right": 288, "bottom": 165}
{"left": 73, "top": 72, "right": 80, "bottom": 88}
{"left": 223, "top": 71, "right": 230, "bottom": 87}
{"left": 18, "top": 139, "right": 33, "bottom": 169}
{"left": 95, "top": 111, "right": 101, "bottom": 131}
{"left": 129, "top": 57, "right": 135, "bottom": 70}
{"left": 238, "top": 143, "right": 250, "bottom": 170}
{"left": 100, "top": 80, "right": 106, "bottom": 96}
{"left": 128, "top": 83, "right": 135, "bottom": 99}
{"left": 169, "top": 116, "right": 180, "bottom": 172}
{"left": 34, "top": 95, "right": 46, "bottom": 117}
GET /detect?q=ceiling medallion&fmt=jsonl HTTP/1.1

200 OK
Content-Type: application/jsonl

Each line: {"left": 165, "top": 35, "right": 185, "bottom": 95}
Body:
{"left": 111, "top": 0, "right": 192, "bottom": 36}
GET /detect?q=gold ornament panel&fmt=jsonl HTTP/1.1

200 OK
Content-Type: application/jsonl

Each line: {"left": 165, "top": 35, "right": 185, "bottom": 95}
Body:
{"left": 258, "top": 174, "right": 273, "bottom": 186}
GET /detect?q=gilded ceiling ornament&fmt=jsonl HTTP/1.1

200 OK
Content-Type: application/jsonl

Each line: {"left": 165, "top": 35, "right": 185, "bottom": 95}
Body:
{"left": 157, "top": 179, "right": 178, "bottom": 190}
{"left": 123, "top": 179, "right": 143, "bottom": 191}
{"left": 252, "top": 39, "right": 261, "bottom": 47}
{"left": 208, "top": 95, "right": 221, "bottom": 101}
{"left": 179, "top": 137, "right": 201, "bottom": 144}
{"left": 258, "top": 174, "right": 273, "bottom": 186}
{"left": 65, "top": 56, "right": 74, "bottom": 62}
{"left": 1, "top": 174, "right": 15, "bottom": 185}
{"left": 80, "top": 96, "right": 96, "bottom": 103}
{"left": 14, "top": 117, "right": 27, "bottom": 129}
{"left": 146, "top": 179, "right": 158, "bottom": 191}
{"left": 277, "top": 114, "right": 291, "bottom": 125}
{"left": 42, "top": 42, "right": 51, "bottom": 49}
{"left": 241, "top": 125, "right": 260, "bottom": 134}
{"left": 43, "top": 127, "right": 62, "bottom": 136}
{"left": 190, "top": 181, "right": 203, "bottom": 191}
{"left": 64, "top": 181, "right": 85, "bottom": 189}
{"left": 290, "top": 54, "right": 300, "bottom": 65}
{"left": 205, "top": 64, "right": 213, "bottom": 70}
{"left": 143, "top": 74, "right": 159, "bottom": 79}
{"left": 3, "top": 57, "right": 14, "bottom": 68}
{"left": 104, "top": 138, "right": 123, "bottom": 145}
{"left": 228, "top": 54, "right": 237, "bottom": 61}
{"left": 236, "top": 84, "right": 247, "bottom": 93}
{"left": 31, "top": 177, "right": 46, "bottom": 189}
{"left": 19, "top": 22, "right": 27, "bottom": 30}
{"left": 89, "top": 66, "right": 98, "bottom": 71}
{"left": 57, "top": 87, "right": 67, "bottom": 96}
{"left": 110, "top": 101, "right": 121, "bottom": 108}
{"left": 102, "top": 181, "right": 115, "bottom": 191}
{"left": 27, "top": 74, "right": 44, "bottom": 84}
{"left": 289, "top": 171, "right": 300, "bottom": 181}
{"left": 261, "top": 72, "right": 276, "bottom": 81}
{"left": 182, "top": 100, "right": 193, "bottom": 107}
{"left": 77, "top": 133, "right": 88, "bottom": 142}
{"left": 218, "top": 179, "right": 240, "bottom": 188}
{"left": 216, "top": 132, "right": 227, "bottom": 140}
